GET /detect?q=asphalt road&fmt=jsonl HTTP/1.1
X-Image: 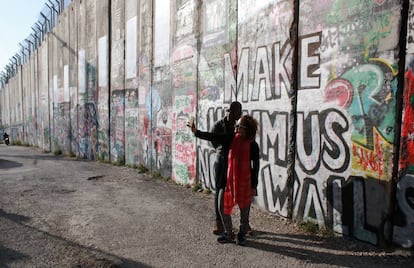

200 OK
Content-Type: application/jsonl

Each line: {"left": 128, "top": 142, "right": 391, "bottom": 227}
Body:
{"left": 0, "top": 145, "right": 412, "bottom": 268}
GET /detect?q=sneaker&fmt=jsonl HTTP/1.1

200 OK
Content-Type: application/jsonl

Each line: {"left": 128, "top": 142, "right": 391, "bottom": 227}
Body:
{"left": 217, "top": 232, "right": 235, "bottom": 244}
{"left": 236, "top": 232, "right": 247, "bottom": 246}
{"left": 213, "top": 219, "right": 224, "bottom": 235}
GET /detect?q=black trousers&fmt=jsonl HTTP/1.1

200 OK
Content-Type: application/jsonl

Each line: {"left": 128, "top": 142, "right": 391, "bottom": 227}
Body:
{"left": 218, "top": 188, "right": 251, "bottom": 234}
{"left": 213, "top": 158, "right": 227, "bottom": 221}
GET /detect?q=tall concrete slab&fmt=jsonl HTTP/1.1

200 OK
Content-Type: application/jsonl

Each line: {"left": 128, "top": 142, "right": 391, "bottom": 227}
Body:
{"left": 170, "top": 0, "right": 199, "bottom": 185}
{"left": 55, "top": 8, "right": 71, "bottom": 153}
{"left": 33, "top": 49, "right": 39, "bottom": 146}
{"left": 69, "top": 2, "right": 79, "bottom": 156}
{"left": 22, "top": 56, "right": 31, "bottom": 142}
{"left": 196, "top": 0, "right": 238, "bottom": 191}
{"left": 124, "top": 0, "right": 140, "bottom": 167}
{"left": 152, "top": 0, "right": 173, "bottom": 178}
{"left": 78, "top": 0, "right": 98, "bottom": 160}
{"left": 395, "top": 0, "right": 414, "bottom": 249}
{"left": 296, "top": 0, "right": 403, "bottom": 246}
{"left": 38, "top": 41, "right": 50, "bottom": 151}
{"left": 49, "top": 13, "right": 59, "bottom": 153}
{"left": 110, "top": 0, "right": 126, "bottom": 164}
{"left": 96, "top": 0, "right": 110, "bottom": 161}
{"left": 136, "top": 0, "right": 153, "bottom": 168}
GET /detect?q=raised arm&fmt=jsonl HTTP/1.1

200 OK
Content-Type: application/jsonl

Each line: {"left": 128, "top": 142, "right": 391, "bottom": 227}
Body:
{"left": 187, "top": 119, "right": 233, "bottom": 146}
{"left": 195, "top": 130, "right": 233, "bottom": 145}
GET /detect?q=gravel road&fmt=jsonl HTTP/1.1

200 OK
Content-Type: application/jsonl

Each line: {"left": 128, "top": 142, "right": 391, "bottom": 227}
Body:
{"left": 0, "top": 145, "right": 412, "bottom": 268}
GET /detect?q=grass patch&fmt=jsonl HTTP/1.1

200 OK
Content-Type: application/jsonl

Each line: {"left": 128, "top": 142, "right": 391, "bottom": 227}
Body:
{"left": 320, "top": 227, "right": 335, "bottom": 238}
{"left": 298, "top": 221, "right": 319, "bottom": 234}
{"left": 113, "top": 160, "right": 125, "bottom": 166}
{"left": 192, "top": 181, "right": 202, "bottom": 192}
{"left": 126, "top": 163, "right": 138, "bottom": 169}
{"left": 53, "top": 149, "right": 63, "bottom": 155}
{"left": 203, "top": 188, "right": 212, "bottom": 194}
{"left": 152, "top": 171, "right": 163, "bottom": 180}
{"left": 96, "top": 155, "right": 110, "bottom": 164}
{"left": 298, "top": 221, "right": 336, "bottom": 238}
{"left": 137, "top": 164, "right": 148, "bottom": 174}
{"left": 12, "top": 140, "right": 22, "bottom": 146}
{"left": 151, "top": 172, "right": 170, "bottom": 182}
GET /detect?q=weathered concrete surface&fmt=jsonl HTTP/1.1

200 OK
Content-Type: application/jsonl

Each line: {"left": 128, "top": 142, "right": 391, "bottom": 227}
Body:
{"left": 0, "top": 145, "right": 412, "bottom": 268}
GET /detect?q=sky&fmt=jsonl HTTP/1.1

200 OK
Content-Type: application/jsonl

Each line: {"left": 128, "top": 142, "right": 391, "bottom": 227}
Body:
{"left": 0, "top": 0, "right": 47, "bottom": 73}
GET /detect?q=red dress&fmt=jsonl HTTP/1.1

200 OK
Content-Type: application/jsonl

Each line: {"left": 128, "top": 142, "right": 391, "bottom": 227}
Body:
{"left": 224, "top": 133, "right": 252, "bottom": 215}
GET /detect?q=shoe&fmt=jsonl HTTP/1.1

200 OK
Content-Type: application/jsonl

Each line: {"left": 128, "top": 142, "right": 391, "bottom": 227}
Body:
{"left": 213, "top": 219, "right": 224, "bottom": 235}
{"left": 236, "top": 232, "right": 247, "bottom": 246}
{"left": 217, "top": 232, "right": 235, "bottom": 244}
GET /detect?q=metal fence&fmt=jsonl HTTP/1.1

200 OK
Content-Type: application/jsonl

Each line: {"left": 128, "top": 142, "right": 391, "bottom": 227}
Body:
{"left": 0, "top": 0, "right": 71, "bottom": 88}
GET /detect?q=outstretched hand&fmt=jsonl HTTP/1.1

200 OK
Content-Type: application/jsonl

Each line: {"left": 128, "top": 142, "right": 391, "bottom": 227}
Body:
{"left": 186, "top": 120, "right": 196, "bottom": 133}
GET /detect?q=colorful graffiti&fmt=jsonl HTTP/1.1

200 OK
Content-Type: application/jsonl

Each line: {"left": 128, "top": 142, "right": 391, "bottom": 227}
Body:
{"left": 78, "top": 102, "right": 98, "bottom": 159}
{"left": 393, "top": 174, "right": 414, "bottom": 248}
{"left": 400, "top": 67, "right": 414, "bottom": 173}
{"left": 125, "top": 88, "right": 139, "bottom": 165}
{"left": 172, "top": 94, "right": 196, "bottom": 185}
{"left": 325, "top": 59, "right": 398, "bottom": 181}
{"left": 394, "top": 57, "right": 414, "bottom": 248}
{"left": 110, "top": 89, "right": 125, "bottom": 163}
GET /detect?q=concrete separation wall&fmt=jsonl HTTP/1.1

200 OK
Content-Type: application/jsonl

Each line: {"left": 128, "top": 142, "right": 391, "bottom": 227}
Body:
{"left": 1, "top": 0, "right": 413, "bottom": 249}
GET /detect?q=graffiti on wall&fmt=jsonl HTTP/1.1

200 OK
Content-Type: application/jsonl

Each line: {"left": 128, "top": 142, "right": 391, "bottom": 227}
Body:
{"left": 97, "top": 88, "right": 110, "bottom": 160}
{"left": 97, "top": 36, "right": 110, "bottom": 161}
{"left": 325, "top": 60, "right": 397, "bottom": 181}
{"left": 393, "top": 174, "right": 414, "bottom": 248}
{"left": 394, "top": 55, "right": 414, "bottom": 247}
{"left": 125, "top": 88, "right": 139, "bottom": 165}
{"left": 70, "top": 85, "right": 78, "bottom": 155}
{"left": 77, "top": 59, "right": 98, "bottom": 160}
{"left": 54, "top": 102, "right": 71, "bottom": 152}
{"left": 171, "top": 40, "right": 197, "bottom": 184}
{"left": 172, "top": 94, "right": 196, "bottom": 184}
{"left": 400, "top": 60, "right": 414, "bottom": 173}
{"left": 110, "top": 89, "right": 125, "bottom": 163}
{"left": 77, "top": 102, "right": 98, "bottom": 159}
{"left": 202, "top": 21, "right": 396, "bottom": 244}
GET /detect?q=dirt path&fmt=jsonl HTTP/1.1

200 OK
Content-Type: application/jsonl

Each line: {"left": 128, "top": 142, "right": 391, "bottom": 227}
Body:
{"left": 0, "top": 145, "right": 412, "bottom": 267}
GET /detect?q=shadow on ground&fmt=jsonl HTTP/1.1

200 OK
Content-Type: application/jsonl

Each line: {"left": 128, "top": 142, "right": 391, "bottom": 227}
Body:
{"left": 0, "top": 209, "right": 151, "bottom": 268}
{"left": 0, "top": 153, "right": 76, "bottom": 162}
{"left": 247, "top": 230, "right": 413, "bottom": 268}
{"left": 0, "top": 159, "right": 23, "bottom": 169}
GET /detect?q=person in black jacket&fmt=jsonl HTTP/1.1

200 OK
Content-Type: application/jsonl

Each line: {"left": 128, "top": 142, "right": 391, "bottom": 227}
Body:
{"left": 209, "top": 101, "right": 242, "bottom": 235}
{"left": 189, "top": 115, "right": 260, "bottom": 246}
